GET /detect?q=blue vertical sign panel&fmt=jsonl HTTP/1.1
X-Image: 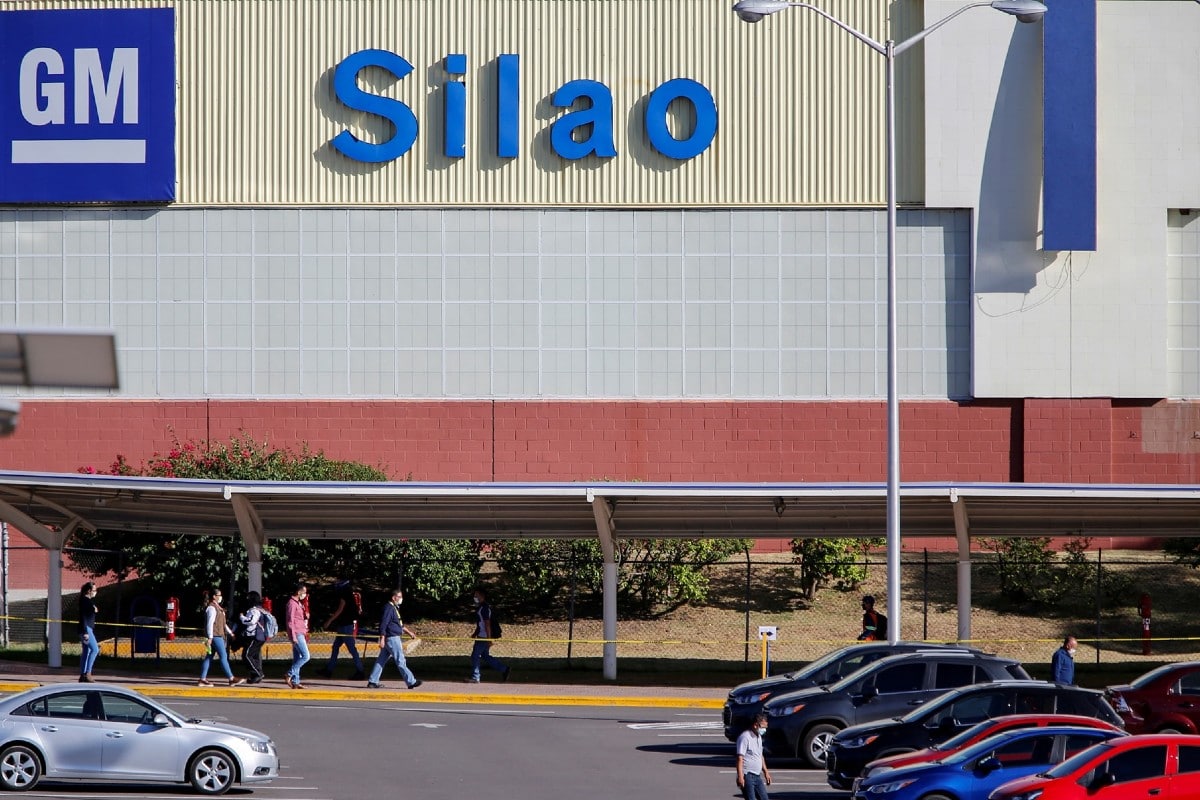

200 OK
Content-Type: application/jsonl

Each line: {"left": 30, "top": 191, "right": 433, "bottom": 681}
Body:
{"left": 0, "top": 8, "right": 176, "bottom": 203}
{"left": 1042, "top": 0, "right": 1096, "bottom": 251}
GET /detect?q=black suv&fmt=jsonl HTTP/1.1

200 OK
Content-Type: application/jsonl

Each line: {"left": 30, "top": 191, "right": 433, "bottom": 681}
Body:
{"left": 760, "top": 650, "right": 1029, "bottom": 767}
{"left": 824, "top": 680, "right": 1125, "bottom": 789}
{"left": 723, "top": 642, "right": 979, "bottom": 741}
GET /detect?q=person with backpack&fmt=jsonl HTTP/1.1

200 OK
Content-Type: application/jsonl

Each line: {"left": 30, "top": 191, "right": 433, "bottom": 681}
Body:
{"left": 466, "top": 587, "right": 510, "bottom": 684}
{"left": 318, "top": 577, "right": 365, "bottom": 680}
{"left": 857, "top": 595, "right": 888, "bottom": 642}
{"left": 284, "top": 582, "right": 311, "bottom": 689}
{"left": 238, "top": 591, "right": 268, "bottom": 684}
{"left": 366, "top": 587, "right": 422, "bottom": 689}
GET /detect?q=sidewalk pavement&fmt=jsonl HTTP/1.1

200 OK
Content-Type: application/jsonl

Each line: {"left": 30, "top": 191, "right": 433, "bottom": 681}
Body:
{"left": 0, "top": 660, "right": 725, "bottom": 709}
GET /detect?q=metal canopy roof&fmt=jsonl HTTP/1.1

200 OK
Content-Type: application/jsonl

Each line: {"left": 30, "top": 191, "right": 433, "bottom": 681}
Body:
{"left": 1, "top": 470, "right": 1200, "bottom": 543}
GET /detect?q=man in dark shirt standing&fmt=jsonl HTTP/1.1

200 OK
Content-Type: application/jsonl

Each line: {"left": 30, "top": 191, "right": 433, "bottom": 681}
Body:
{"left": 857, "top": 595, "right": 883, "bottom": 641}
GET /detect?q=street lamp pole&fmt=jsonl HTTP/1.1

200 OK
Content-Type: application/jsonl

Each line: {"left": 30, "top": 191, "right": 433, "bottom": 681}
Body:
{"left": 733, "top": 0, "right": 1046, "bottom": 644}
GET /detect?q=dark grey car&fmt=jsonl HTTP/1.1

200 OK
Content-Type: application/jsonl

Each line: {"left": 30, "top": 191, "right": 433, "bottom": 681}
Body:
{"left": 760, "top": 650, "right": 1030, "bottom": 767}
{"left": 722, "top": 642, "right": 980, "bottom": 741}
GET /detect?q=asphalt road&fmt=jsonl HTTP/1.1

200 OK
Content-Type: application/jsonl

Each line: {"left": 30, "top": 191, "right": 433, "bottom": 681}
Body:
{"left": 13, "top": 696, "right": 847, "bottom": 800}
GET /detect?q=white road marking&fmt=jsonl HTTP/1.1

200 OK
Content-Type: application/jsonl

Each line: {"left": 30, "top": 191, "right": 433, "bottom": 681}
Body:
{"left": 412, "top": 722, "right": 445, "bottom": 728}
{"left": 628, "top": 720, "right": 723, "bottom": 730}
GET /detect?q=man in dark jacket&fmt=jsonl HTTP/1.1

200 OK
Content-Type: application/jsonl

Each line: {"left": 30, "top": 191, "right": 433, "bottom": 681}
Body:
{"left": 857, "top": 595, "right": 885, "bottom": 641}
{"left": 366, "top": 588, "right": 422, "bottom": 689}
{"left": 1051, "top": 635, "right": 1077, "bottom": 684}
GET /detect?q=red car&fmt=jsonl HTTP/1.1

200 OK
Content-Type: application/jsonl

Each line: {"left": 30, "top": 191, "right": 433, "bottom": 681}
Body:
{"left": 864, "top": 714, "right": 1123, "bottom": 778}
{"left": 988, "top": 734, "right": 1200, "bottom": 800}
{"left": 1106, "top": 662, "right": 1200, "bottom": 734}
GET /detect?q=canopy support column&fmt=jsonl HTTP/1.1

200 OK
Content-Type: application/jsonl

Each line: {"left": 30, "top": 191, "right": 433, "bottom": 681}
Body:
{"left": 229, "top": 492, "right": 266, "bottom": 596}
{"left": 951, "top": 490, "right": 972, "bottom": 643}
{"left": 591, "top": 492, "right": 618, "bottom": 681}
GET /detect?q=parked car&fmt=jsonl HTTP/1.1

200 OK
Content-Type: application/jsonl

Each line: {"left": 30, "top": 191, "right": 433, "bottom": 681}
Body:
{"left": 859, "top": 713, "right": 1123, "bottom": 780}
{"left": 988, "top": 734, "right": 1200, "bottom": 800}
{"left": 826, "top": 682, "right": 1124, "bottom": 789}
{"left": 851, "top": 725, "right": 1125, "bottom": 800}
{"left": 1105, "top": 661, "right": 1200, "bottom": 734}
{"left": 723, "top": 642, "right": 980, "bottom": 741}
{"left": 761, "top": 649, "right": 1030, "bottom": 767}
{"left": 0, "top": 683, "right": 279, "bottom": 794}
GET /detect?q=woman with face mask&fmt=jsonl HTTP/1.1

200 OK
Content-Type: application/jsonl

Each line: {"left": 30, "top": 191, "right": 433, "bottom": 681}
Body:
{"left": 78, "top": 582, "right": 100, "bottom": 682}
{"left": 365, "top": 588, "right": 422, "bottom": 689}
{"left": 465, "top": 587, "right": 510, "bottom": 684}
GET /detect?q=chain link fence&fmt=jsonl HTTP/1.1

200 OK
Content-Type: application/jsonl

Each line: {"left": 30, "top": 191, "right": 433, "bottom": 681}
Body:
{"left": 3, "top": 543, "right": 1198, "bottom": 674}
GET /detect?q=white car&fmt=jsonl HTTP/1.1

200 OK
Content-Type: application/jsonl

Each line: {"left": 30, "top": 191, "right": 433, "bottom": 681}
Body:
{"left": 0, "top": 683, "right": 278, "bottom": 794}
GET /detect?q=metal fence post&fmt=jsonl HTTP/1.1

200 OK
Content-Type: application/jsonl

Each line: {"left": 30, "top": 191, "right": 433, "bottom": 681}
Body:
{"left": 744, "top": 546, "right": 752, "bottom": 664}
{"left": 1095, "top": 548, "right": 1103, "bottom": 664}
{"left": 923, "top": 549, "right": 929, "bottom": 641}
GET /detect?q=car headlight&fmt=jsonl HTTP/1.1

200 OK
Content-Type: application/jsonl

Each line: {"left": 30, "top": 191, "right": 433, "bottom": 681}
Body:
{"left": 767, "top": 703, "right": 803, "bottom": 717}
{"left": 842, "top": 734, "right": 879, "bottom": 749}
{"left": 734, "top": 692, "right": 771, "bottom": 705}
{"left": 236, "top": 735, "right": 272, "bottom": 754}
{"left": 989, "top": 791, "right": 1042, "bottom": 800}
{"left": 866, "top": 778, "right": 917, "bottom": 794}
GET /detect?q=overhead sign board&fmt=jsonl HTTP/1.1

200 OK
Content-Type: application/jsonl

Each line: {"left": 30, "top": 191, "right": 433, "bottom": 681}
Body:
{"left": 0, "top": 8, "right": 176, "bottom": 203}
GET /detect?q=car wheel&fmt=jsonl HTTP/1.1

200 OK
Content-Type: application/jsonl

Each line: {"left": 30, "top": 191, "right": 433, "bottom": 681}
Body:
{"left": 1159, "top": 726, "right": 1184, "bottom": 734}
{"left": 188, "top": 748, "right": 236, "bottom": 795}
{"left": 923, "top": 794, "right": 954, "bottom": 800}
{"left": 0, "top": 744, "right": 42, "bottom": 792}
{"left": 801, "top": 723, "right": 840, "bottom": 768}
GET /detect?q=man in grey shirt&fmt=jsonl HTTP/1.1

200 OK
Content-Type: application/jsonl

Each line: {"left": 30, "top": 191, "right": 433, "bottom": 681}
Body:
{"left": 736, "top": 712, "right": 772, "bottom": 800}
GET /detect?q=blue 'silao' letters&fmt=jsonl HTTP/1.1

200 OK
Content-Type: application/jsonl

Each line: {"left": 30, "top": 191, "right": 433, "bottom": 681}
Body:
{"left": 329, "top": 49, "right": 718, "bottom": 164}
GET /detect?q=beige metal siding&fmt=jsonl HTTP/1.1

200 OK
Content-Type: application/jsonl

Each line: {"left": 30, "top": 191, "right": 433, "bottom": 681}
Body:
{"left": 15, "top": 0, "right": 928, "bottom": 206}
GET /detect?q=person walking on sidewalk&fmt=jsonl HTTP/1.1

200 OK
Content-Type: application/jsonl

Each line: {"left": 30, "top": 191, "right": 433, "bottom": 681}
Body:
{"left": 198, "top": 588, "right": 246, "bottom": 687}
{"left": 285, "top": 582, "right": 310, "bottom": 689}
{"left": 78, "top": 581, "right": 99, "bottom": 682}
{"left": 239, "top": 591, "right": 267, "bottom": 684}
{"left": 466, "top": 587, "right": 509, "bottom": 684}
{"left": 319, "top": 577, "right": 365, "bottom": 680}
{"left": 366, "top": 588, "right": 422, "bottom": 689}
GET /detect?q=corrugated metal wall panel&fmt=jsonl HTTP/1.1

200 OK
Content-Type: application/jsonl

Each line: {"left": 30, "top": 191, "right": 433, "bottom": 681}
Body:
{"left": 16, "top": 0, "right": 928, "bottom": 206}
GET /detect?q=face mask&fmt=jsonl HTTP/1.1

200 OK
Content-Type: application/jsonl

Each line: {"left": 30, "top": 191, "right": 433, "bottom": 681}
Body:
{"left": 1067, "top": 648, "right": 1076, "bottom": 658}
{"left": 473, "top": 596, "right": 482, "bottom": 606}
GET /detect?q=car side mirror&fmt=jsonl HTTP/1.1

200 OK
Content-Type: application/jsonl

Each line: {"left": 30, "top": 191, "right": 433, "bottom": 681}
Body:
{"left": 975, "top": 756, "right": 1001, "bottom": 774}
{"left": 152, "top": 713, "right": 171, "bottom": 727}
{"left": 1090, "top": 772, "right": 1116, "bottom": 790}
{"left": 860, "top": 683, "right": 878, "bottom": 700}
{"left": 938, "top": 717, "right": 958, "bottom": 732}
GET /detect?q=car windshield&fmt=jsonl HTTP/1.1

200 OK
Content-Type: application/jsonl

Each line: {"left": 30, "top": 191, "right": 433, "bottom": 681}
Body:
{"left": 898, "top": 688, "right": 962, "bottom": 723}
{"left": 941, "top": 731, "right": 1025, "bottom": 765}
{"left": 933, "top": 720, "right": 1003, "bottom": 751}
{"left": 790, "top": 648, "right": 850, "bottom": 680}
{"left": 1130, "top": 664, "right": 1180, "bottom": 689}
{"left": 1043, "top": 741, "right": 1114, "bottom": 778}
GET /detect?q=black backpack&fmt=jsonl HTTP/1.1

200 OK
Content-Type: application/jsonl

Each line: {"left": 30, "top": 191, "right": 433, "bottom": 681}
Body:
{"left": 487, "top": 606, "right": 502, "bottom": 639}
{"left": 875, "top": 613, "right": 888, "bottom": 640}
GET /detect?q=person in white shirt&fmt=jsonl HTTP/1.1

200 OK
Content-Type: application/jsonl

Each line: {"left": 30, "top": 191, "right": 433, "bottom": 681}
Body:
{"left": 736, "top": 712, "right": 772, "bottom": 800}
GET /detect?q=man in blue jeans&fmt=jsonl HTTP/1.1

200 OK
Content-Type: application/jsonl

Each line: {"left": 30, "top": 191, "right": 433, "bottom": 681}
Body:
{"left": 366, "top": 588, "right": 422, "bottom": 689}
{"left": 736, "top": 713, "right": 772, "bottom": 800}
{"left": 319, "top": 578, "right": 365, "bottom": 680}
{"left": 466, "top": 587, "right": 510, "bottom": 684}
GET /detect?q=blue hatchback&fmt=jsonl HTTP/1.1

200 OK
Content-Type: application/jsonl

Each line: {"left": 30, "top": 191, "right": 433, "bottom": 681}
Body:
{"left": 850, "top": 725, "right": 1125, "bottom": 800}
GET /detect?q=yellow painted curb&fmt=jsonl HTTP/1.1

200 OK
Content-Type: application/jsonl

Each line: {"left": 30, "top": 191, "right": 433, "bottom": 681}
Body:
{"left": 0, "top": 680, "right": 722, "bottom": 709}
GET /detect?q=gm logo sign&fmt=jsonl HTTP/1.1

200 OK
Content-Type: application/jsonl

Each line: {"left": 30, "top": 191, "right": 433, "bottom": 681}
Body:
{"left": 0, "top": 8, "right": 175, "bottom": 202}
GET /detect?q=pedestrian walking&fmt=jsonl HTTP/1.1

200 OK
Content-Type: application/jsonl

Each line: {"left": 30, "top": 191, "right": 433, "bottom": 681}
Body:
{"left": 366, "top": 588, "right": 423, "bottom": 689}
{"left": 1052, "top": 635, "right": 1077, "bottom": 685}
{"left": 736, "top": 713, "right": 772, "bottom": 800}
{"left": 856, "top": 595, "right": 888, "bottom": 641}
{"left": 198, "top": 587, "right": 246, "bottom": 687}
{"left": 465, "top": 587, "right": 510, "bottom": 684}
{"left": 318, "top": 578, "right": 365, "bottom": 680}
{"left": 285, "top": 582, "right": 310, "bottom": 689}
{"left": 78, "top": 581, "right": 99, "bottom": 682}
{"left": 239, "top": 591, "right": 267, "bottom": 684}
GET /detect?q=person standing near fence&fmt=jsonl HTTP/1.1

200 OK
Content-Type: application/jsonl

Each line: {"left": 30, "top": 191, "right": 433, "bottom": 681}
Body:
{"left": 78, "top": 581, "right": 99, "bottom": 683}
{"left": 466, "top": 587, "right": 510, "bottom": 684}
{"left": 366, "top": 588, "right": 422, "bottom": 689}
{"left": 198, "top": 588, "right": 246, "bottom": 687}
{"left": 857, "top": 595, "right": 887, "bottom": 641}
{"left": 1052, "top": 635, "right": 1077, "bottom": 685}
{"left": 285, "top": 582, "right": 310, "bottom": 689}
{"left": 239, "top": 591, "right": 267, "bottom": 685}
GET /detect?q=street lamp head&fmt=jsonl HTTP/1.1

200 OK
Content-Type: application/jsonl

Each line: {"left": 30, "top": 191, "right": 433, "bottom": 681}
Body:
{"left": 990, "top": 0, "right": 1048, "bottom": 23}
{"left": 732, "top": 0, "right": 791, "bottom": 23}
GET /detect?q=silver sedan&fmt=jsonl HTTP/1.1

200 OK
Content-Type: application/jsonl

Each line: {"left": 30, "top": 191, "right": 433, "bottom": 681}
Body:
{"left": 0, "top": 683, "right": 278, "bottom": 794}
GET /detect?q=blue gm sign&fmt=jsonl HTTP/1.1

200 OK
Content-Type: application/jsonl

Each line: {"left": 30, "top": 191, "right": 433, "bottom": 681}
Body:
{"left": 0, "top": 8, "right": 175, "bottom": 203}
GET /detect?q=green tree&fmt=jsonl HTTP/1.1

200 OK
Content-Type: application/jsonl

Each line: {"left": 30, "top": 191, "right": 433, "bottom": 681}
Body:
{"left": 789, "top": 537, "right": 882, "bottom": 601}
{"left": 68, "top": 433, "right": 476, "bottom": 604}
